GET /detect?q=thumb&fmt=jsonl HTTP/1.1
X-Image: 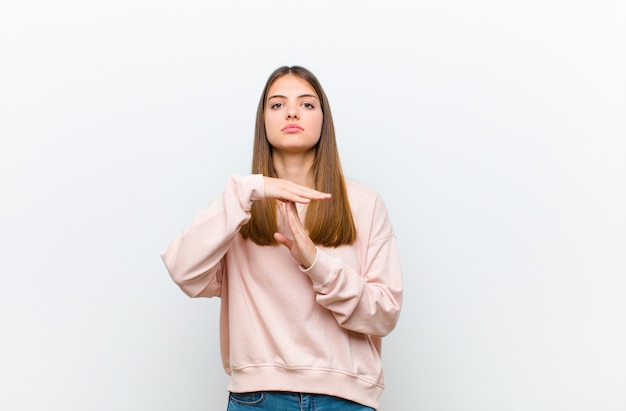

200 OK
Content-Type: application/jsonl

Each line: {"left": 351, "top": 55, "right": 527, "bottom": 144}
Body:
{"left": 274, "top": 232, "right": 293, "bottom": 249}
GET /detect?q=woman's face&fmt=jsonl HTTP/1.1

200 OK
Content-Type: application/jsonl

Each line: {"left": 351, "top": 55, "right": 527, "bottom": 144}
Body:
{"left": 264, "top": 74, "right": 323, "bottom": 155}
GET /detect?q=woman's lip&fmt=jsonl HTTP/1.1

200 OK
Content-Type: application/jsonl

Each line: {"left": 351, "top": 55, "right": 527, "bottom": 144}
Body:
{"left": 282, "top": 124, "right": 303, "bottom": 132}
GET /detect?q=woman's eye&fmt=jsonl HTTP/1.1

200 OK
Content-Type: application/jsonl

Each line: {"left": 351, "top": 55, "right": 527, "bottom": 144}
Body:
{"left": 270, "top": 102, "right": 284, "bottom": 109}
{"left": 302, "top": 102, "right": 315, "bottom": 109}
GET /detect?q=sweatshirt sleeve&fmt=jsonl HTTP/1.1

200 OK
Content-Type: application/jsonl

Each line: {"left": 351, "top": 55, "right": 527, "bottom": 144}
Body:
{"left": 160, "top": 174, "right": 265, "bottom": 298}
{"left": 301, "top": 193, "right": 403, "bottom": 337}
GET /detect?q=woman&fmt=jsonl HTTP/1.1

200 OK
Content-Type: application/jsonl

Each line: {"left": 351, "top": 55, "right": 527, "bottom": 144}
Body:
{"left": 161, "top": 66, "right": 403, "bottom": 410}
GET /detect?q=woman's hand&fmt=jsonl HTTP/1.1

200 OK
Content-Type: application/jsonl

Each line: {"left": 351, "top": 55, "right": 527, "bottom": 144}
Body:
{"left": 263, "top": 176, "right": 331, "bottom": 204}
{"left": 274, "top": 201, "right": 318, "bottom": 269}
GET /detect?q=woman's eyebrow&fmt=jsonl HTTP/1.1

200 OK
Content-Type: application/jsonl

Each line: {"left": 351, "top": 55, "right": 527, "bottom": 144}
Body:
{"left": 267, "top": 93, "right": 319, "bottom": 100}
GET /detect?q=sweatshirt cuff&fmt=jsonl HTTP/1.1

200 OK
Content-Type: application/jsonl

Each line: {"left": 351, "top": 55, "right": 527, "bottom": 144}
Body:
{"left": 300, "top": 248, "right": 340, "bottom": 294}
{"left": 233, "top": 174, "right": 265, "bottom": 210}
{"left": 299, "top": 247, "right": 319, "bottom": 271}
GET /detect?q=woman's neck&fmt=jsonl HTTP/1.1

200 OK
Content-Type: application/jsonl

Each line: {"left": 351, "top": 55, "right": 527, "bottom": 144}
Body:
{"left": 272, "top": 151, "right": 316, "bottom": 188}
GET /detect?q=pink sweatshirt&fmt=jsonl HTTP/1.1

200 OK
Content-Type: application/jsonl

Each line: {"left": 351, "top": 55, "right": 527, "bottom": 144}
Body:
{"left": 161, "top": 174, "right": 402, "bottom": 409}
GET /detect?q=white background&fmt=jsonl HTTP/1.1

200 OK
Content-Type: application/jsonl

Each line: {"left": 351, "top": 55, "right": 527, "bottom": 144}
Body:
{"left": 1, "top": 1, "right": 625, "bottom": 410}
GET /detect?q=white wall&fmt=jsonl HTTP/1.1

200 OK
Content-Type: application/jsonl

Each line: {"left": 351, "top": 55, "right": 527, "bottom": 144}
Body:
{"left": 1, "top": 1, "right": 624, "bottom": 410}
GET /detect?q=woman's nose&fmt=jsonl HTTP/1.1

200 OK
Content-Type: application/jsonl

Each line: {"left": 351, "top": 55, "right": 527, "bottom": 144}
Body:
{"left": 286, "top": 106, "right": 299, "bottom": 119}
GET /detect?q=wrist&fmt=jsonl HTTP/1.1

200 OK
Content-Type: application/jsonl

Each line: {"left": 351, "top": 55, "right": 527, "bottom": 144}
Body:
{"left": 300, "top": 246, "right": 319, "bottom": 271}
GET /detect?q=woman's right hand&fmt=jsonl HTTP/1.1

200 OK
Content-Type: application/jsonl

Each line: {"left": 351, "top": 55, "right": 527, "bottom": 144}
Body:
{"left": 263, "top": 176, "right": 331, "bottom": 204}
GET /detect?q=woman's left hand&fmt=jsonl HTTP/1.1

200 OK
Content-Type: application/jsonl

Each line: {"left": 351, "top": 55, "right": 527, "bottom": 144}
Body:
{"left": 274, "top": 201, "right": 317, "bottom": 269}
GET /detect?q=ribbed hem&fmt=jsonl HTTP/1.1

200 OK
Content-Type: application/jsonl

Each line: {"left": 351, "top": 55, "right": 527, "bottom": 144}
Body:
{"left": 227, "top": 364, "right": 383, "bottom": 409}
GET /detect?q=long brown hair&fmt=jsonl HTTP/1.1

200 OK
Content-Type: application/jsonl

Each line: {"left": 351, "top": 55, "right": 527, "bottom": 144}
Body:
{"left": 240, "top": 66, "right": 357, "bottom": 247}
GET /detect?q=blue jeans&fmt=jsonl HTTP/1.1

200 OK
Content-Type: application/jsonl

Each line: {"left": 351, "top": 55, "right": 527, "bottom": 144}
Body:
{"left": 227, "top": 391, "right": 375, "bottom": 411}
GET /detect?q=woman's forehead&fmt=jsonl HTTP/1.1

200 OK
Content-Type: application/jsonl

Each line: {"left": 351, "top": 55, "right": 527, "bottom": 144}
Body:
{"left": 267, "top": 74, "right": 318, "bottom": 99}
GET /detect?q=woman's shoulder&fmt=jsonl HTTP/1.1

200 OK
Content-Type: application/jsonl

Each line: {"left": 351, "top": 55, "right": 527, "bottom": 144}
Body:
{"left": 344, "top": 178, "right": 395, "bottom": 235}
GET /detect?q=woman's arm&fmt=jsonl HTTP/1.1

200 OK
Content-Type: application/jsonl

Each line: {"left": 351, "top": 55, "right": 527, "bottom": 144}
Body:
{"left": 278, "top": 192, "right": 403, "bottom": 337}
{"left": 305, "top": 235, "right": 402, "bottom": 337}
{"left": 161, "top": 175, "right": 331, "bottom": 298}
{"left": 160, "top": 174, "right": 265, "bottom": 298}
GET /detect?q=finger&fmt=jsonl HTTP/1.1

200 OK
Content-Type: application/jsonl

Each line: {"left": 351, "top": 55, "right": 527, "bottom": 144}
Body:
{"left": 283, "top": 202, "right": 317, "bottom": 267}
{"left": 284, "top": 202, "right": 311, "bottom": 248}
{"left": 264, "top": 177, "right": 332, "bottom": 203}
{"left": 297, "top": 186, "right": 332, "bottom": 199}
{"left": 280, "top": 188, "right": 330, "bottom": 204}
{"left": 284, "top": 201, "right": 305, "bottom": 234}
{"left": 290, "top": 185, "right": 332, "bottom": 201}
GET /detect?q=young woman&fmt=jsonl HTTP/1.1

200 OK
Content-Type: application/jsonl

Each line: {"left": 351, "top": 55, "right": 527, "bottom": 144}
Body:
{"left": 161, "top": 66, "right": 403, "bottom": 410}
